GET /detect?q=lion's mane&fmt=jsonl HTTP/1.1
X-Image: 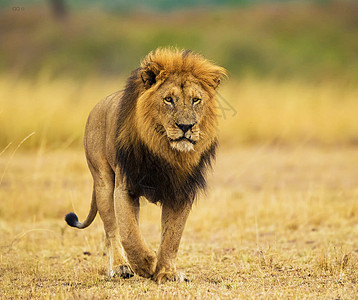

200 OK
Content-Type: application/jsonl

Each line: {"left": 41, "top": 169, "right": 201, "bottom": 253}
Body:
{"left": 115, "top": 48, "right": 226, "bottom": 209}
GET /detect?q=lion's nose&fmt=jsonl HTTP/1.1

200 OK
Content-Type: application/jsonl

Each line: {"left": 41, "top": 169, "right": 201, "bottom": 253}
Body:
{"left": 176, "top": 123, "right": 195, "bottom": 133}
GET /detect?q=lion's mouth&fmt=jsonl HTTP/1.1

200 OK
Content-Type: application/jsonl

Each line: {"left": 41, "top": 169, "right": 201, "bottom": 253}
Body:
{"left": 168, "top": 136, "right": 197, "bottom": 152}
{"left": 169, "top": 136, "right": 196, "bottom": 145}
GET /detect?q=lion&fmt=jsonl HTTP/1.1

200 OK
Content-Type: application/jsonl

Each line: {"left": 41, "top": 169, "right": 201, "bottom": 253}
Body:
{"left": 65, "top": 48, "right": 227, "bottom": 283}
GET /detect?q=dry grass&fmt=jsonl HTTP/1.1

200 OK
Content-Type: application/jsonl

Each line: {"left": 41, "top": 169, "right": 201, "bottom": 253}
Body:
{"left": 1, "top": 145, "right": 358, "bottom": 299}
{"left": 0, "top": 75, "right": 120, "bottom": 149}
{"left": 1, "top": 75, "right": 358, "bottom": 149}
{"left": 218, "top": 78, "right": 358, "bottom": 146}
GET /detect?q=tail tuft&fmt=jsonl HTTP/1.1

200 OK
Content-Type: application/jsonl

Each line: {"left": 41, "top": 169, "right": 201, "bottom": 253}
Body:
{"left": 65, "top": 212, "right": 80, "bottom": 228}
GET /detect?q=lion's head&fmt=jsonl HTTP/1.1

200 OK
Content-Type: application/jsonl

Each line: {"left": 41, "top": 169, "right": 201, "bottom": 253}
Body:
{"left": 133, "top": 48, "right": 227, "bottom": 159}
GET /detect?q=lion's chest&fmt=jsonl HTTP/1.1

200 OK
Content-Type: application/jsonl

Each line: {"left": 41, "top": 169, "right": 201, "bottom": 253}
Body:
{"left": 115, "top": 142, "right": 214, "bottom": 209}
{"left": 116, "top": 143, "right": 189, "bottom": 208}
{"left": 132, "top": 152, "right": 178, "bottom": 203}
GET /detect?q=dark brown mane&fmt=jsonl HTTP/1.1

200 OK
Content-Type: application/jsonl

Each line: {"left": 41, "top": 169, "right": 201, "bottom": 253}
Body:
{"left": 114, "top": 48, "right": 225, "bottom": 210}
{"left": 115, "top": 138, "right": 217, "bottom": 209}
{"left": 115, "top": 68, "right": 217, "bottom": 209}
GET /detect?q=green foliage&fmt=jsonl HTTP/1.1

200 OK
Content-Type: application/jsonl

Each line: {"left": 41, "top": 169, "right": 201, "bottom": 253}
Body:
{"left": 0, "top": 1, "right": 357, "bottom": 81}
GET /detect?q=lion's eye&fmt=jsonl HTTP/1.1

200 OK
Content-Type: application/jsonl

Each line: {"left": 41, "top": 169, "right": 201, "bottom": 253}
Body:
{"left": 192, "top": 98, "right": 201, "bottom": 104}
{"left": 163, "top": 96, "right": 174, "bottom": 105}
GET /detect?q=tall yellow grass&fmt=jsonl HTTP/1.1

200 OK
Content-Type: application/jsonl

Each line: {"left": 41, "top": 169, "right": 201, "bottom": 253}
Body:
{"left": 0, "top": 74, "right": 120, "bottom": 150}
{"left": 1, "top": 74, "right": 358, "bottom": 150}
{"left": 219, "top": 78, "right": 358, "bottom": 146}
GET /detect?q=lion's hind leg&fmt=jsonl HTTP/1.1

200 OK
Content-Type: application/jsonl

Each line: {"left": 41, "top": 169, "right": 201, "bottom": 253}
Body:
{"left": 93, "top": 175, "right": 134, "bottom": 279}
{"left": 105, "top": 232, "right": 133, "bottom": 279}
{"left": 114, "top": 180, "right": 157, "bottom": 278}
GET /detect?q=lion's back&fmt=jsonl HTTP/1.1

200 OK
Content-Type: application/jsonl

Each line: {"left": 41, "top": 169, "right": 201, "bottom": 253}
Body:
{"left": 84, "top": 92, "right": 121, "bottom": 172}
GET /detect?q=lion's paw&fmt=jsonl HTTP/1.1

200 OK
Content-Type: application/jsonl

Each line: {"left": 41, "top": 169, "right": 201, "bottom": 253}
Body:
{"left": 152, "top": 268, "right": 188, "bottom": 284}
{"left": 130, "top": 252, "right": 157, "bottom": 278}
{"left": 111, "top": 265, "right": 134, "bottom": 279}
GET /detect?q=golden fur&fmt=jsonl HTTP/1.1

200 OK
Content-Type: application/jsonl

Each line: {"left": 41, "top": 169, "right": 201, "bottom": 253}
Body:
{"left": 65, "top": 48, "right": 227, "bottom": 283}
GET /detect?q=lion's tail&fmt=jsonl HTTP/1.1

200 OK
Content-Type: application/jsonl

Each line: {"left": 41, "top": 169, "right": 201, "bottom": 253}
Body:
{"left": 65, "top": 192, "right": 97, "bottom": 229}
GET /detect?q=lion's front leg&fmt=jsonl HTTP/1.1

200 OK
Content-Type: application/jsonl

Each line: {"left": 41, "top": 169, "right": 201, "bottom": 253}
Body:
{"left": 114, "top": 179, "right": 157, "bottom": 278}
{"left": 152, "top": 203, "right": 191, "bottom": 284}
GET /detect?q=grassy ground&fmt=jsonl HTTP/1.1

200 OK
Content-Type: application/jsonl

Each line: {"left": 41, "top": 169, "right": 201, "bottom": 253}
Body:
{"left": 1, "top": 145, "right": 358, "bottom": 299}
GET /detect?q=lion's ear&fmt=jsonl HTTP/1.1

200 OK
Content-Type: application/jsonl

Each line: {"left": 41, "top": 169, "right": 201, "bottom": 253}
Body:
{"left": 140, "top": 62, "right": 162, "bottom": 89}
{"left": 141, "top": 69, "right": 156, "bottom": 89}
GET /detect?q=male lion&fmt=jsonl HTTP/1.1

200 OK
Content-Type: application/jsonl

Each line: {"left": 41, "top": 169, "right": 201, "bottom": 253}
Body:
{"left": 65, "top": 48, "right": 227, "bottom": 283}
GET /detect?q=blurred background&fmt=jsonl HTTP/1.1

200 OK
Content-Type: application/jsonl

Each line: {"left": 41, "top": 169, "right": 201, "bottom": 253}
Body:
{"left": 0, "top": 0, "right": 358, "bottom": 150}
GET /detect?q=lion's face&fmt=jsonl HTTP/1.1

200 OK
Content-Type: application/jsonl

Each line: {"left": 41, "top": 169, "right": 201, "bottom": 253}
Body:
{"left": 136, "top": 73, "right": 218, "bottom": 156}
{"left": 154, "top": 76, "right": 211, "bottom": 152}
{"left": 134, "top": 48, "right": 226, "bottom": 160}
